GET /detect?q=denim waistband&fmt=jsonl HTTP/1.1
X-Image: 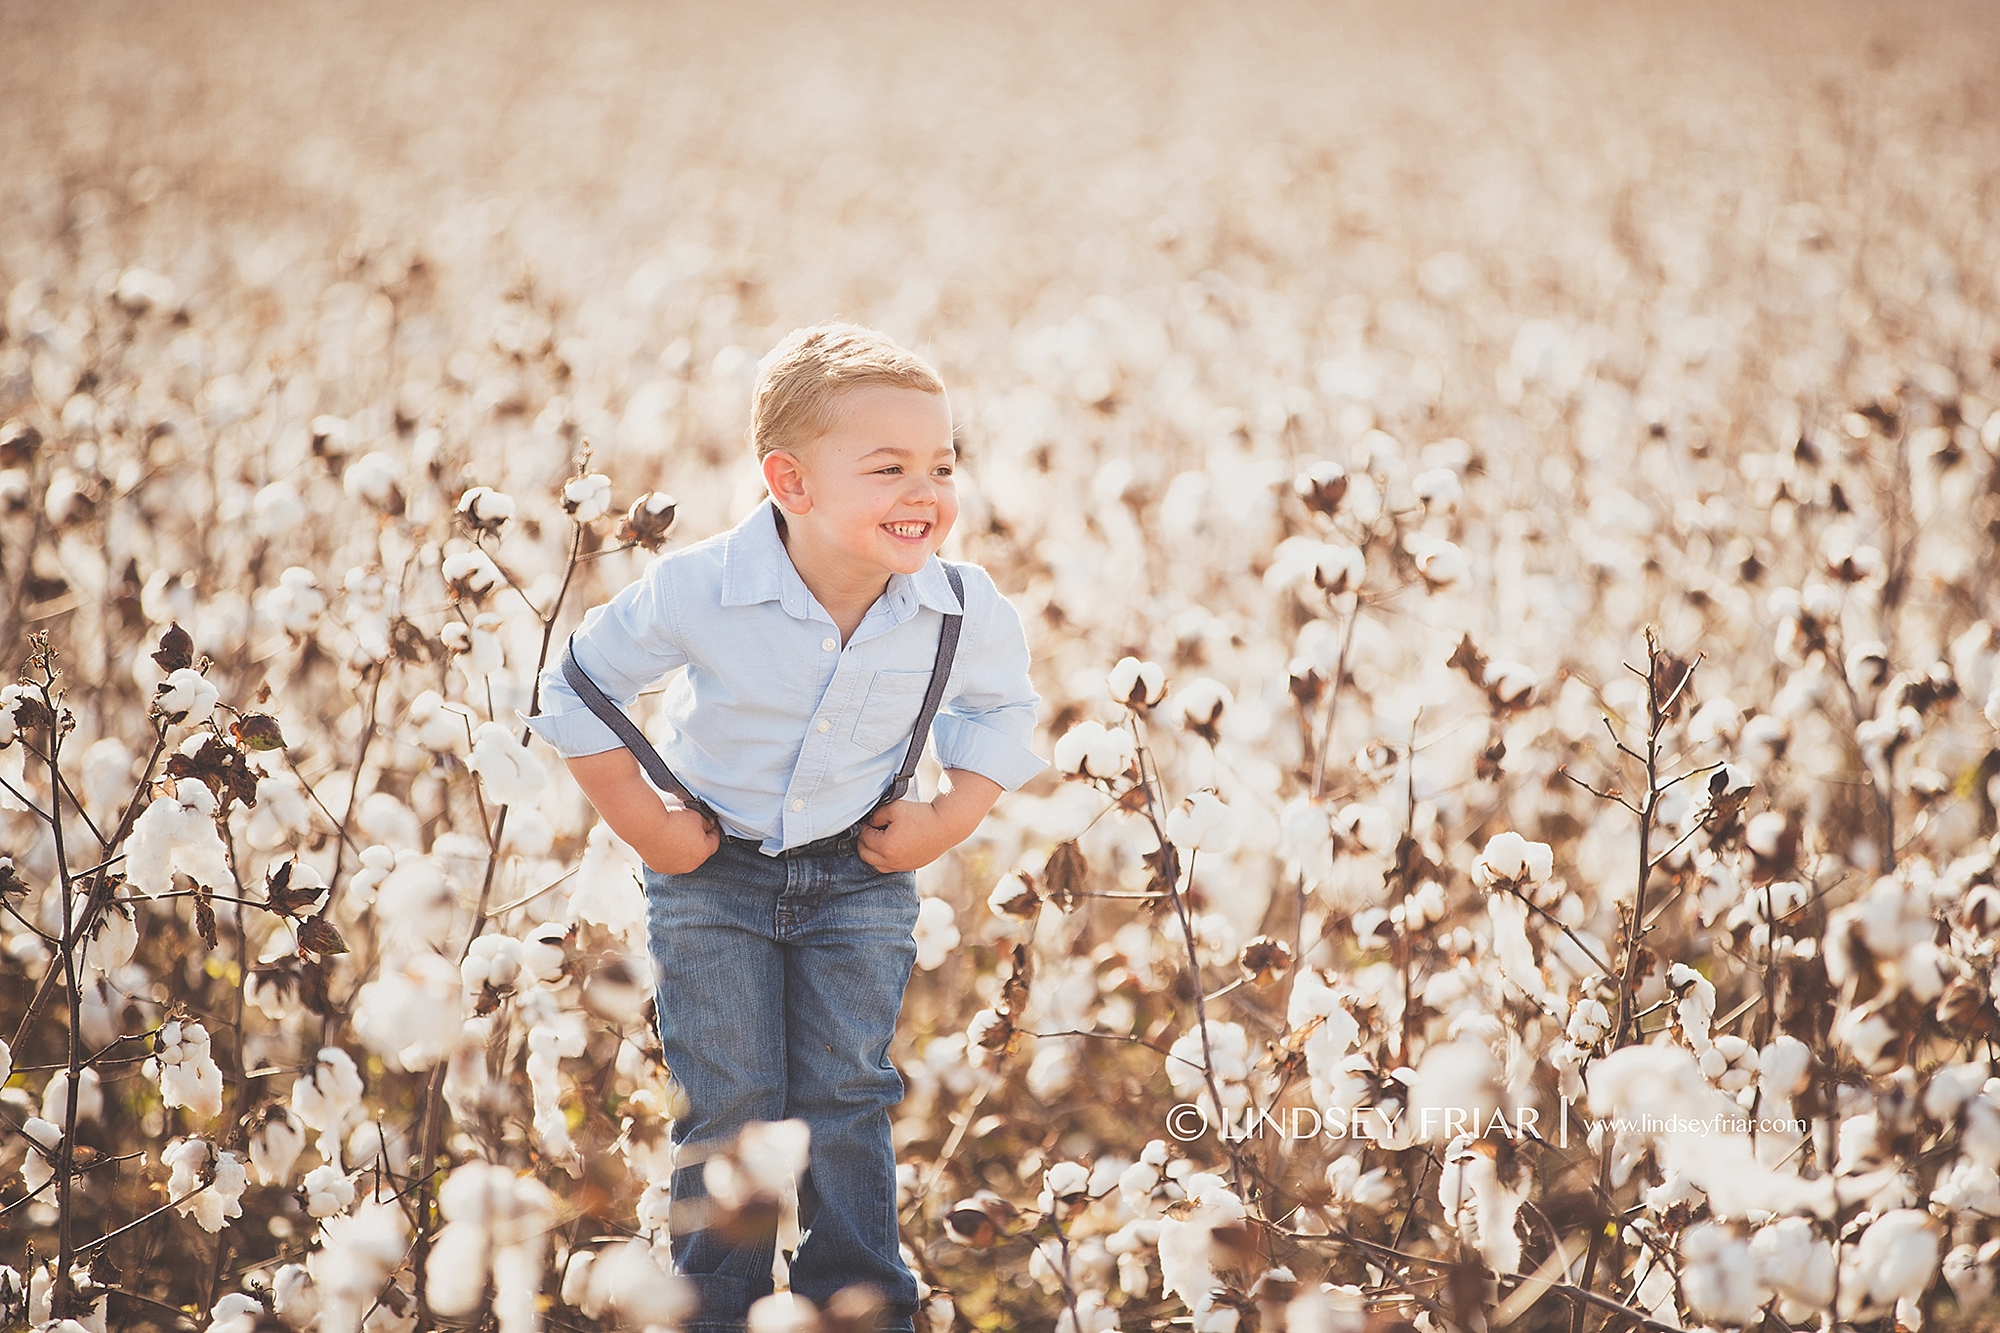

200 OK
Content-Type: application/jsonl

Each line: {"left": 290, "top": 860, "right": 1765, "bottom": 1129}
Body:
{"left": 724, "top": 817, "right": 867, "bottom": 860}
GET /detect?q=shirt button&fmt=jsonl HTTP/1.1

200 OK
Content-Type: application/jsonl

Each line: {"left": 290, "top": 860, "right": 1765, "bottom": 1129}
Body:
{"left": 816, "top": 719, "right": 830, "bottom": 733}
{"left": 791, "top": 799, "right": 805, "bottom": 811}
{"left": 821, "top": 637, "right": 836, "bottom": 651}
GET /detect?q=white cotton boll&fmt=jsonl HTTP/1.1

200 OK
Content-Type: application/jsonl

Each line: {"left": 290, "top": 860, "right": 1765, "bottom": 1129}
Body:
{"left": 1040, "top": 1160, "right": 1092, "bottom": 1216}
{"left": 1439, "top": 1138, "right": 1529, "bottom": 1273}
{"left": 1052, "top": 719, "right": 1136, "bottom": 779}
{"left": 252, "top": 482, "right": 306, "bottom": 538}
{"left": 21, "top": 1116, "right": 60, "bottom": 1192}
{"left": 115, "top": 265, "right": 178, "bottom": 312}
{"left": 408, "top": 690, "right": 474, "bottom": 754}
{"left": 1688, "top": 696, "right": 1744, "bottom": 746}
{"left": 1156, "top": 1174, "right": 1247, "bottom": 1321}
{"left": 746, "top": 1293, "right": 821, "bottom": 1333}
{"left": 1106, "top": 656, "right": 1168, "bottom": 708}
{"left": 1840, "top": 1209, "right": 1943, "bottom": 1320}
{"left": 80, "top": 737, "right": 135, "bottom": 811}
{"left": 375, "top": 858, "right": 456, "bottom": 947}
{"left": 41, "top": 1068, "right": 102, "bottom": 1123}
{"left": 154, "top": 667, "right": 220, "bottom": 725}
{"left": 1483, "top": 660, "right": 1537, "bottom": 707}
{"left": 357, "top": 791, "right": 422, "bottom": 850}
{"left": 913, "top": 897, "right": 959, "bottom": 971}
{"left": 310, "top": 1201, "right": 410, "bottom": 1333}
{"left": 78, "top": 899, "right": 137, "bottom": 974}
{"left": 569, "top": 822, "right": 645, "bottom": 935}
{"left": 1412, "top": 466, "right": 1462, "bottom": 513}
{"left": 467, "top": 722, "right": 545, "bottom": 806}
{"left": 1935, "top": 1157, "right": 2000, "bottom": 1217}
{"left": 1668, "top": 963, "right": 1717, "bottom": 1061}
{"left": 1945, "top": 1242, "right": 1999, "bottom": 1312}
{"left": 1986, "top": 679, "right": 2000, "bottom": 730}
{"left": 1745, "top": 811, "right": 1787, "bottom": 859}
{"left": 302, "top": 1162, "right": 359, "bottom": 1218}
{"left": 206, "top": 1292, "right": 263, "bottom": 1333}
{"left": 1302, "top": 542, "right": 1366, "bottom": 596}
{"left": 293, "top": 1048, "right": 364, "bottom": 1165}
{"left": 149, "top": 1019, "right": 224, "bottom": 1119}
{"left": 259, "top": 567, "right": 327, "bottom": 636}
{"left": 353, "top": 952, "right": 465, "bottom": 1070}
{"left": 1167, "top": 1022, "right": 1251, "bottom": 1115}
{"left": 1408, "top": 1040, "right": 1499, "bottom": 1141}
{"left": 1471, "top": 831, "right": 1553, "bottom": 889}
{"left": 164, "top": 1139, "right": 247, "bottom": 1232}
{"left": 570, "top": 1240, "right": 695, "bottom": 1325}
{"left": 1566, "top": 1000, "right": 1610, "bottom": 1047}
{"left": 1166, "top": 791, "right": 1237, "bottom": 855}
{"left": 243, "top": 767, "right": 313, "bottom": 850}
{"left": 470, "top": 611, "right": 508, "bottom": 672}
{"left": 562, "top": 472, "right": 612, "bottom": 523}
{"left": 455, "top": 485, "right": 516, "bottom": 533}
{"left": 1923, "top": 1060, "right": 1989, "bottom": 1121}
{"left": 1409, "top": 535, "right": 1468, "bottom": 591}
{"left": 1682, "top": 1223, "right": 1764, "bottom": 1325}
{"left": 1328, "top": 802, "right": 1396, "bottom": 856}
{"left": 1836, "top": 1007, "right": 1899, "bottom": 1071}
{"left": 249, "top": 1109, "right": 306, "bottom": 1186}
{"left": 342, "top": 452, "right": 401, "bottom": 510}
{"left": 1751, "top": 1215, "right": 1835, "bottom": 1307}
{"left": 441, "top": 549, "right": 503, "bottom": 598}
{"left": 0, "top": 1036, "right": 11, "bottom": 1088}
{"left": 348, "top": 844, "right": 397, "bottom": 907}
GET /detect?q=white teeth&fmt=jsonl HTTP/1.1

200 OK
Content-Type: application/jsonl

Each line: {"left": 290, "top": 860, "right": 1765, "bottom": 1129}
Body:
{"left": 885, "top": 522, "right": 927, "bottom": 537}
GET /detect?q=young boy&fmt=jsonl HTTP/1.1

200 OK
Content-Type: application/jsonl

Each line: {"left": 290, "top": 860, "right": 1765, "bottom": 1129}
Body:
{"left": 526, "top": 324, "right": 1045, "bottom": 1330}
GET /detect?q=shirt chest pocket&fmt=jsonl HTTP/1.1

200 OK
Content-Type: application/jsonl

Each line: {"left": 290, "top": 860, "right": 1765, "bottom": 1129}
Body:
{"left": 851, "top": 669, "right": 933, "bottom": 755}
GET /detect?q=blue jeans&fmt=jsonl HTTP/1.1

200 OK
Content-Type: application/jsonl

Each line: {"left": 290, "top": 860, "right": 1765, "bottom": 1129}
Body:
{"left": 644, "top": 837, "right": 922, "bottom": 1332}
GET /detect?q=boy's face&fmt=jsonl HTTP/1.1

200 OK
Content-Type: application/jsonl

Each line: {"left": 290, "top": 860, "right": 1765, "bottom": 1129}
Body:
{"left": 768, "top": 384, "right": 959, "bottom": 587}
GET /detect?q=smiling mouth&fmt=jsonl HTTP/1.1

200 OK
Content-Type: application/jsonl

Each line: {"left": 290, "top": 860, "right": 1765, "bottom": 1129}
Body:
{"left": 883, "top": 521, "right": 930, "bottom": 539}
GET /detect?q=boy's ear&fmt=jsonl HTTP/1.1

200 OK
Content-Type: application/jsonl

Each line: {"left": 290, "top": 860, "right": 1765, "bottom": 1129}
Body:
{"left": 762, "top": 449, "right": 812, "bottom": 515}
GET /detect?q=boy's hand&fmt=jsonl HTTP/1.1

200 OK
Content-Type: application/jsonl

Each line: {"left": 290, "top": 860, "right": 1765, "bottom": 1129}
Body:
{"left": 565, "top": 749, "right": 721, "bottom": 876}
{"left": 857, "top": 800, "right": 957, "bottom": 873}
{"left": 638, "top": 807, "right": 722, "bottom": 875}
{"left": 857, "top": 769, "right": 1003, "bottom": 873}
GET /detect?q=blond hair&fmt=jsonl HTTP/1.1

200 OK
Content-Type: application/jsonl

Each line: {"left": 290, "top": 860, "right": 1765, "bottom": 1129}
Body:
{"left": 751, "top": 323, "right": 945, "bottom": 460}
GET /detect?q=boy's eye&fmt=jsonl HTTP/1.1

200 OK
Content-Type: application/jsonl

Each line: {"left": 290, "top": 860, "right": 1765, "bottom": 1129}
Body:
{"left": 933, "top": 465, "right": 954, "bottom": 477}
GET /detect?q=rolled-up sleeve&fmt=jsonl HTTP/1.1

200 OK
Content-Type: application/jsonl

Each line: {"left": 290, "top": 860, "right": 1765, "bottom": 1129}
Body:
{"left": 523, "top": 554, "right": 689, "bottom": 758}
{"left": 930, "top": 567, "right": 1048, "bottom": 791}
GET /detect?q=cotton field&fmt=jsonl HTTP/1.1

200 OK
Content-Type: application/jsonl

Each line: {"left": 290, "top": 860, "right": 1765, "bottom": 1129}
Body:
{"left": 3, "top": 1, "right": 2000, "bottom": 1330}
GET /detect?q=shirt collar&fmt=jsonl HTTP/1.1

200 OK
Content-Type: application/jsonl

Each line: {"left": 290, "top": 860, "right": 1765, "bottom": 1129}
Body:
{"left": 719, "top": 499, "right": 964, "bottom": 622}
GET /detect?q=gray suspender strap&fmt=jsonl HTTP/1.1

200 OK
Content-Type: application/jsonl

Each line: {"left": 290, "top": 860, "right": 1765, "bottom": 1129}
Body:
{"left": 560, "top": 640, "right": 720, "bottom": 831}
{"left": 879, "top": 562, "right": 965, "bottom": 809}
{"left": 556, "top": 560, "right": 966, "bottom": 826}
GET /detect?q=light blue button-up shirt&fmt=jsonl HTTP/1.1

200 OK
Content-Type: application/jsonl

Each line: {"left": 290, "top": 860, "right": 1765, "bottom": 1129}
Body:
{"left": 525, "top": 499, "right": 1047, "bottom": 854}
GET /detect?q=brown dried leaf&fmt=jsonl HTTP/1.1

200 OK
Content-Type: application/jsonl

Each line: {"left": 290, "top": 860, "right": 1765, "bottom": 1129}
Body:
{"left": 1043, "top": 840, "right": 1088, "bottom": 912}
{"left": 165, "top": 735, "right": 259, "bottom": 811}
{"left": 1447, "top": 633, "right": 1489, "bottom": 689}
{"left": 193, "top": 891, "right": 217, "bottom": 951}
{"left": 152, "top": 622, "right": 194, "bottom": 672}
{"left": 297, "top": 918, "right": 348, "bottom": 956}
